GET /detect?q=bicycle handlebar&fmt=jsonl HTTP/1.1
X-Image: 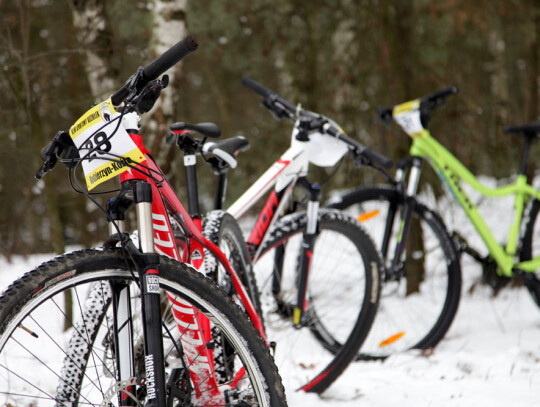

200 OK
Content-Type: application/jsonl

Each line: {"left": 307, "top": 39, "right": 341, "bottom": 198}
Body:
{"left": 376, "top": 86, "right": 458, "bottom": 126}
{"left": 242, "top": 76, "right": 297, "bottom": 115}
{"left": 426, "top": 86, "right": 459, "bottom": 102}
{"left": 111, "top": 35, "right": 198, "bottom": 105}
{"left": 36, "top": 131, "right": 73, "bottom": 179}
{"left": 324, "top": 124, "right": 393, "bottom": 169}
{"left": 37, "top": 35, "right": 198, "bottom": 179}
{"left": 241, "top": 76, "right": 274, "bottom": 99}
{"left": 143, "top": 35, "right": 198, "bottom": 81}
{"left": 376, "top": 106, "right": 394, "bottom": 124}
{"left": 420, "top": 86, "right": 458, "bottom": 111}
{"left": 243, "top": 76, "right": 393, "bottom": 169}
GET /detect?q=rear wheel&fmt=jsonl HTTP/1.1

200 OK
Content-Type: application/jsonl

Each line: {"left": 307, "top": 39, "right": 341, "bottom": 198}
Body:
{"left": 255, "top": 208, "right": 381, "bottom": 393}
{"left": 203, "top": 210, "right": 263, "bottom": 320}
{"left": 329, "top": 186, "right": 462, "bottom": 359}
{"left": 0, "top": 249, "right": 286, "bottom": 406}
{"left": 520, "top": 198, "right": 540, "bottom": 307}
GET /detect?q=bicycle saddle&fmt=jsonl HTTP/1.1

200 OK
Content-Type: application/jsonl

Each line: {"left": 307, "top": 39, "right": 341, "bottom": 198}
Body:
{"left": 170, "top": 122, "right": 222, "bottom": 138}
{"left": 203, "top": 136, "right": 250, "bottom": 169}
{"left": 504, "top": 121, "right": 540, "bottom": 139}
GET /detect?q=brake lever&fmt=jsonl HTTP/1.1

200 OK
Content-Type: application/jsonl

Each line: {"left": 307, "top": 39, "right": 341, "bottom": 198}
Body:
{"left": 349, "top": 149, "right": 367, "bottom": 169}
{"left": 36, "top": 130, "right": 74, "bottom": 179}
{"left": 131, "top": 75, "right": 169, "bottom": 114}
{"left": 349, "top": 149, "right": 395, "bottom": 183}
{"left": 262, "top": 98, "right": 291, "bottom": 120}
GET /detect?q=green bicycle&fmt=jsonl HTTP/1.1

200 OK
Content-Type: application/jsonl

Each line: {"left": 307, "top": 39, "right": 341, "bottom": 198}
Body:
{"left": 329, "top": 87, "right": 540, "bottom": 359}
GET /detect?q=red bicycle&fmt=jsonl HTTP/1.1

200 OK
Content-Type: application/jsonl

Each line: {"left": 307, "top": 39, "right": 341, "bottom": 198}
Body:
{"left": 0, "top": 36, "right": 285, "bottom": 407}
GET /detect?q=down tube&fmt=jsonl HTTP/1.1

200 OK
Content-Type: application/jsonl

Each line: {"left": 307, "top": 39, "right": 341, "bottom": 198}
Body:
{"left": 121, "top": 166, "right": 222, "bottom": 401}
{"left": 411, "top": 136, "right": 515, "bottom": 274}
{"left": 134, "top": 154, "right": 266, "bottom": 337}
{"left": 228, "top": 158, "right": 291, "bottom": 218}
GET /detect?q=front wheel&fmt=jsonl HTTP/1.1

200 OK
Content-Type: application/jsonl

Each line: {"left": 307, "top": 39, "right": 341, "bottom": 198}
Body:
{"left": 255, "top": 208, "right": 381, "bottom": 393}
{"left": 328, "top": 186, "right": 462, "bottom": 359}
{"left": 0, "top": 249, "right": 286, "bottom": 406}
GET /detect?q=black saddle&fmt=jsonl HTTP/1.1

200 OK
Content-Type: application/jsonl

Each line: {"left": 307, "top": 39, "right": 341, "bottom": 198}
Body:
{"left": 205, "top": 136, "right": 250, "bottom": 158}
{"left": 504, "top": 122, "right": 540, "bottom": 139}
{"left": 170, "top": 122, "right": 222, "bottom": 139}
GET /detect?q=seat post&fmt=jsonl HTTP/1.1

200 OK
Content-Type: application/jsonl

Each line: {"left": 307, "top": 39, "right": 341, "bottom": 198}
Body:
{"left": 177, "top": 135, "right": 201, "bottom": 217}
{"left": 519, "top": 133, "right": 533, "bottom": 177}
{"left": 214, "top": 170, "right": 228, "bottom": 210}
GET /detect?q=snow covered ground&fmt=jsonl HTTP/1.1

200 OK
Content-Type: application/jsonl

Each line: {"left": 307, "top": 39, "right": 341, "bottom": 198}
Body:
{"left": 289, "top": 280, "right": 540, "bottom": 407}
{"left": 1, "top": 179, "right": 539, "bottom": 406}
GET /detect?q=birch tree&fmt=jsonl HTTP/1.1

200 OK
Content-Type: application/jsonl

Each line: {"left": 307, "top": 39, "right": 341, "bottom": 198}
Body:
{"left": 70, "top": 0, "right": 117, "bottom": 100}
{"left": 146, "top": 0, "right": 188, "bottom": 165}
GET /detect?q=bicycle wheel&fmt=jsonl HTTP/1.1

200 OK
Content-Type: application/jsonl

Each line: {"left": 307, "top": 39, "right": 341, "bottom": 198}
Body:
{"left": 0, "top": 248, "right": 286, "bottom": 406}
{"left": 520, "top": 197, "right": 540, "bottom": 307}
{"left": 255, "top": 208, "right": 381, "bottom": 393}
{"left": 203, "top": 210, "right": 264, "bottom": 320}
{"left": 328, "top": 186, "right": 461, "bottom": 358}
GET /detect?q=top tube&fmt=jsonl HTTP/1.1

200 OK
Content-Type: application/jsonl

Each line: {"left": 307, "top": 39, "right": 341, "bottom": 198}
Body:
{"left": 410, "top": 131, "right": 540, "bottom": 200}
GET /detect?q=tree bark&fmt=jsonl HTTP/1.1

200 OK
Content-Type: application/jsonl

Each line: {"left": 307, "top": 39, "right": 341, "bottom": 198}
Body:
{"left": 69, "top": 0, "right": 120, "bottom": 330}
{"left": 148, "top": 0, "right": 188, "bottom": 160}
{"left": 16, "top": 0, "right": 71, "bottom": 328}
{"left": 70, "top": 0, "right": 117, "bottom": 100}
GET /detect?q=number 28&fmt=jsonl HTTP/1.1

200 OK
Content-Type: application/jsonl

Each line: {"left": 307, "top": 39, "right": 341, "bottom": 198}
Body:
{"left": 83, "top": 132, "right": 112, "bottom": 161}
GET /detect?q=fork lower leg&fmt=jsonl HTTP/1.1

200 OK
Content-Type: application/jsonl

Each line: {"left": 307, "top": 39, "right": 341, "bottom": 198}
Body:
{"left": 133, "top": 181, "right": 167, "bottom": 407}
{"left": 294, "top": 179, "right": 321, "bottom": 326}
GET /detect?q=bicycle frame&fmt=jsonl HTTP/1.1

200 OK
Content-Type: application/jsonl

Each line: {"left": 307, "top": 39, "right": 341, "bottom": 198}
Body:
{"left": 226, "top": 122, "right": 327, "bottom": 329}
{"left": 406, "top": 128, "right": 540, "bottom": 276}
{"left": 111, "top": 130, "right": 264, "bottom": 403}
{"left": 227, "top": 124, "right": 325, "bottom": 258}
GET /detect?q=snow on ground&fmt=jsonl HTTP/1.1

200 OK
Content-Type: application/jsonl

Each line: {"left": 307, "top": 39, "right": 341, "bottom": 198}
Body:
{"left": 1, "top": 180, "right": 539, "bottom": 406}
{"left": 289, "top": 282, "right": 540, "bottom": 407}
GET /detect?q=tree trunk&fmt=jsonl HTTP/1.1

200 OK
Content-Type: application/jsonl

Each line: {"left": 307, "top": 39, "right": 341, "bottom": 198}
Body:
{"left": 376, "top": 0, "right": 426, "bottom": 293}
{"left": 16, "top": 0, "right": 71, "bottom": 327}
{"left": 148, "top": 0, "right": 188, "bottom": 160}
{"left": 405, "top": 216, "right": 425, "bottom": 295}
{"left": 68, "top": 0, "right": 119, "bottom": 330}
{"left": 70, "top": 0, "right": 117, "bottom": 100}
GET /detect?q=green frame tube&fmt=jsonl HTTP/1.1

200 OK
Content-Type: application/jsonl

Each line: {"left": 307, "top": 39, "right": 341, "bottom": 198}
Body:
{"left": 409, "top": 129, "right": 540, "bottom": 276}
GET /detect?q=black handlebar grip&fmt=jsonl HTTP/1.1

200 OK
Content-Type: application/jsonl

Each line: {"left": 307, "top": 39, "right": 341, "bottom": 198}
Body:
{"left": 40, "top": 141, "right": 54, "bottom": 161}
{"left": 142, "top": 35, "right": 198, "bottom": 81}
{"left": 242, "top": 76, "right": 297, "bottom": 114}
{"left": 332, "top": 129, "right": 393, "bottom": 169}
{"left": 111, "top": 85, "right": 131, "bottom": 106}
{"left": 377, "top": 106, "right": 394, "bottom": 124}
{"left": 241, "top": 76, "right": 275, "bottom": 98}
{"left": 426, "top": 86, "right": 459, "bottom": 103}
{"left": 362, "top": 147, "right": 394, "bottom": 169}
{"left": 36, "top": 165, "right": 48, "bottom": 180}
{"left": 111, "top": 35, "right": 198, "bottom": 106}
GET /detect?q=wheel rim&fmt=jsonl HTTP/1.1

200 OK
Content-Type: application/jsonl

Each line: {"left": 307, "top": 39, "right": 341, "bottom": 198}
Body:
{"left": 341, "top": 197, "right": 455, "bottom": 357}
{"left": 0, "top": 268, "right": 269, "bottom": 406}
{"left": 255, "top": 224, "right": 370, "bottom": 390}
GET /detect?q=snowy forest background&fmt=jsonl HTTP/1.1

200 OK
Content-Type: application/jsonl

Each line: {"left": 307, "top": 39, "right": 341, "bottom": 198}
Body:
{"left": 1, "top": 0, "right": 540, "bottom": 257}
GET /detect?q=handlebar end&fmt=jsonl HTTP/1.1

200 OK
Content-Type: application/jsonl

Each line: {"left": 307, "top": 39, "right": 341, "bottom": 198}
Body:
{"left": 376, "top": 106, "right": 394, "bottom": 124}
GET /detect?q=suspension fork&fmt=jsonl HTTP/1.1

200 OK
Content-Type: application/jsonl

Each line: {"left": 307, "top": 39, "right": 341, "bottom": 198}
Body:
{"left": 271, "top": 194, "right": 298, "bottom": 308}
{"left": 107, "top": 180, "right": 168, "bottom": 406}
{"left": 106, "top": 186, "right": 137, "bottom": 406}
{"left": 378, "top": 158, "right": 409, "bottom": 260}
{"left": 388, "top": 157, "right": 423, "bottom": 278}
{"left": 134, "top": 181, "right": 168, "bottom": 407}
{"left": 293, "top": 177, "right": 322, "bottom": 326}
